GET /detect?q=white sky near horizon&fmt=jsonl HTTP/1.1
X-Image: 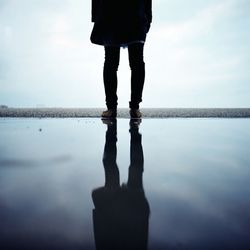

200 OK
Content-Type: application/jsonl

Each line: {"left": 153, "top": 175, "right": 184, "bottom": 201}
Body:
{"left": 0, "top": 0, "right": 250, "bottom": 108}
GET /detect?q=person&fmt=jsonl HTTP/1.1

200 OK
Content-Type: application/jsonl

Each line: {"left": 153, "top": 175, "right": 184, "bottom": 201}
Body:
{"left": 92, "top": 119, "right": 150, "bottom": 250}
{"left": 90, "top": 0, "right": 152, "bottom": 118}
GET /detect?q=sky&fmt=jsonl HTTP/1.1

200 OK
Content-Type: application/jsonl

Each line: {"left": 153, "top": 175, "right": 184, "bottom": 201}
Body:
{"left": 0, "top": 0, "right": 250, "bottom": 108}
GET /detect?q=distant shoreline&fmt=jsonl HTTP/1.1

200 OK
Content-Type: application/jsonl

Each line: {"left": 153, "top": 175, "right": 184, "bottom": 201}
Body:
{"left": 1, "top": 108, "right": 250, "bottom": 118}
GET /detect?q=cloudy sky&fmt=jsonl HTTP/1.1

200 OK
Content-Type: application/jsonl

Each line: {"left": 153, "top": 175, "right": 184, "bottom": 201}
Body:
{"left": 0, "top": 0, "right": 249, "bottom": 108}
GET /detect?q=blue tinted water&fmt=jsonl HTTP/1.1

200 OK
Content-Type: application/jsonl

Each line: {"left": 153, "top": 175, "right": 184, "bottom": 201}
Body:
{"left": 0, "top": 118, "right": 250, "bottom": 250}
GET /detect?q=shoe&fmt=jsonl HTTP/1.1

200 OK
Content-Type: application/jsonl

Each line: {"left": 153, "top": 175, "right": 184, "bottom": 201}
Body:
{"left": 101, "top": 109, "right": 117, "bottom": 119}
{"left": 129, "top": 118, "right": 141, "bottom": 127}
{"left": 129, "top": 119, "right": 141, "bottom": 133}
{"left": 102, "top": 118, "right": 117, "bottom": 126}
{"left": 130, "top": 109, "right": 142, "bottom": 119}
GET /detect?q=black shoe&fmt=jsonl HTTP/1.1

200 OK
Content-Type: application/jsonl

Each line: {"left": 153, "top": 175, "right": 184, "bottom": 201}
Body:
{"left": 129, "top": 118, "right": 141, "bottom": 131}
{"left": 101, "top": 109, "right": 117, "bottom": 119}
{"left": 102, "top": 118, "right": 117, "bottom": 126}
{"left": 130, "top": 109, "right": 142, "bottom": 119}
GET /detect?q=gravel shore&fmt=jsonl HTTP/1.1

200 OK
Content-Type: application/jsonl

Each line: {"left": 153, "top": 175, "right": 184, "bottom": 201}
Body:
{"left": 1, "top": 108, "right": 250, "bottom": 118}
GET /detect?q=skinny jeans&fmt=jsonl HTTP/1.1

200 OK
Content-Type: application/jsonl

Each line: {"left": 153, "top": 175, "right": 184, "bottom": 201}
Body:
{"left": 103, "top": 43, "right": 145, "bottom": 109}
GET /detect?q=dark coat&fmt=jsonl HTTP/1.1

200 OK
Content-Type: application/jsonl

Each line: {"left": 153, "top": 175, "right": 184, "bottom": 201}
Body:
{"left": 90, "top": 0, "right": 152, "bottom": 46}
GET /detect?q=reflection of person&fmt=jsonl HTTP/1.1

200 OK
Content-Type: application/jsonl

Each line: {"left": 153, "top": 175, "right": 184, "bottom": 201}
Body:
{"left": 90, "top": 0, "right": 152, "bottom": 119}
{"left": 92, "top": 119, "right": 150, "bottom": 250}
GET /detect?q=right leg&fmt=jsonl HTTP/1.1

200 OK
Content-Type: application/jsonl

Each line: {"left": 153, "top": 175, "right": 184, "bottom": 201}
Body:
{"left": 127, "top": 120, "right": 144, "bottom": 190}
{"left": 103, "top": 46, "right": 120, "bottom": 110}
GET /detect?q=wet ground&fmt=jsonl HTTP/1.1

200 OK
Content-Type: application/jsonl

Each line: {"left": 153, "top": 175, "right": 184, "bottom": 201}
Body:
{"left": 0, "top": 118, "right": 250, "bottom": 250}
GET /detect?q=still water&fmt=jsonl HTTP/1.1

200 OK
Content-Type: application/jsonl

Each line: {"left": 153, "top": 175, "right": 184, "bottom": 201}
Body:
{"left": 0, "top": 118, "right": 250, "bottom": 250}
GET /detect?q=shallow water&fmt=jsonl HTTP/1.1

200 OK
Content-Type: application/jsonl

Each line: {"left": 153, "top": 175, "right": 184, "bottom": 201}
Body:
{"left": 0, "top": 118, "right": 250, "bottom": 250}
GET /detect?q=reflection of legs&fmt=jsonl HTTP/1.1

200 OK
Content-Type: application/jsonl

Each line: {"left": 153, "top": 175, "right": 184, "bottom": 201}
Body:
{"left": 93, "top": 120, "right": 120, "bottom": 250}
{"left": 103, "top": 46, "right": 120, "bottom": 110}
{"left": 128, "top": 43, "right": 145, "bottom": 110}
{"left": 127, "top": 120, "right": 144, "bottom": 189}
{"left": 102, "top": 120, "right": 119, "bottom": 188}
{"left": 93, "top": 120, "right": 150, "bottom": 250}
{"left": 126, "top": 120, "right": 149, "bottom": 250}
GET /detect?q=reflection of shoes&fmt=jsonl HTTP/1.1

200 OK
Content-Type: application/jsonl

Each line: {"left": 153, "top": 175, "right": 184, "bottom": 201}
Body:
{"left": 102, "top": 118, "right": 117, "bottom": 125}
{"left": 130, "top": 118, "right": 141, "bottom": 127}
{"left": 129, "top": 118, "right": 141, "bottom": 133}
{"left": 101, "top": 109, "right": 117, "bottom": 119}
{"left": 130, "top": 109, "right": 142, "bottom": 119}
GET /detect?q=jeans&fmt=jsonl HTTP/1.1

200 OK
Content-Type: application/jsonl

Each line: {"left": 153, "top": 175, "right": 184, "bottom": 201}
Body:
{"left": 103, "top": 43, "right": 145, "bottom": 109}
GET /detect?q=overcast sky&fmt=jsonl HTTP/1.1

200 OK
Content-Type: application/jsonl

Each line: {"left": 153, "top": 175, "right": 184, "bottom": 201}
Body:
{"left": 0, "top": 0, "right": 250, "bottom": 108}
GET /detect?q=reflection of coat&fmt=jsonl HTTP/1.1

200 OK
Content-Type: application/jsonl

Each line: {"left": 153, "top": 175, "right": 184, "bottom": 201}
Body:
{"left": 90, "top": 0, "right": 152, "bottom": 46}
{"left": 92, "top": 186, "right": 150, "bottom": 250}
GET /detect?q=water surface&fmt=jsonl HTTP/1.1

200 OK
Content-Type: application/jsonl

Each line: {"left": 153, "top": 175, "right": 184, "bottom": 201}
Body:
{"left": 0, "top": 118, "right": 250, "bottom": 250}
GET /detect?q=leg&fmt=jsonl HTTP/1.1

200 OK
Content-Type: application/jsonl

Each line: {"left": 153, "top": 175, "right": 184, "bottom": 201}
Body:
{"left": 102, "top": 120, "right": 119, "bottom": 188}
{"left": 103, "top": 46, "right": 120, "bottom": 110}
{"left": 92, "top": 120, "right": 120, "bottom": 250}
{"left": 127, "top": 120, "right": 144, "bottom": 189}
{"left": 128, "top": 43, "right": 145, "bottom": 110}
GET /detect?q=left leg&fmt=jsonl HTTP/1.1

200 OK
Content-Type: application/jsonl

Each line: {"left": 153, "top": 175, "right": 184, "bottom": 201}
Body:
{"left": 128, "top": 43, "right": 145, "bottom": 110}
{"left": 102, "top": 120, "right": 119, "bottom": 188}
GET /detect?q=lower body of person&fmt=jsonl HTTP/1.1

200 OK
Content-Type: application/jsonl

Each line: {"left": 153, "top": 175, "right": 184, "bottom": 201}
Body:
{"left": 102, "top": 42, "right": 145, "bottom": 119}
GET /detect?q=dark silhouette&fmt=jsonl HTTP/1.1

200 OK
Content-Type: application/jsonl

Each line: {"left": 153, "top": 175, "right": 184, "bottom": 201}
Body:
{"left": 92, "top": 119, "right": 150, "bottom": 250}
{"left": 90, "top": 0, "right": 152, "bottom": 118}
